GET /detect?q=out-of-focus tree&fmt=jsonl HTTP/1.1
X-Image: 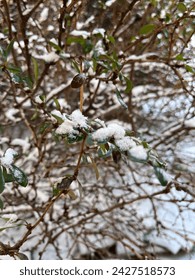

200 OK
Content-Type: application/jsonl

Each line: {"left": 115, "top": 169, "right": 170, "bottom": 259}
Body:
{"left": 0, "top": 0, "right": 195, "bottom": 259}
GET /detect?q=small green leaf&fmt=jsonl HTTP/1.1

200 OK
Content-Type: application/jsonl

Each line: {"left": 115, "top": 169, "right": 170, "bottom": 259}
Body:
{"left": 31, "top": 110, "right": 39, "bottom": 121}
{"left": 154, "top": 167, "right": 168, "bottom": 186}
{"left": 39, "top": 122, "right": 51, "bottom": 134}
{"left": 9, "top": 165, "right": 28, "bottom": 187}
{"left": 83, "top": 39, "right": 93, "bottom": 54}
{"left": 52, "top": 113, "right": 64, "bottom": 124}
{"left": 7, "top": 65, "right": 21, "bottom": 74}
{"left": 86, "top": 134, "right": 94, "bottom": 146}
{"left": 177, "top": 3, "right": 187, "bottom": 13}
{"left": 0, "top": 167, "right": 5, "bottom": 194}
{"left": 48, "top": 41, "right": 62, "bottom": 52}
{"left": 67, "top": 36, "right": 85, "bottom": 46}
{"left": 175, "top": 54, "right": 184, "bottom": 61}
{"left": 107, "top": 35, "right": 115, "bottom": 44}
{"left": 139, "top": 24, "right": 155, "bottom": 35}
{"left": 71, "top": 59, "right": 80, "bottom": 73}
{"left": 124, "top": 76, "right": 133, "bottom": 93}
{"left": 53, "top": 98, "right": 61, "bottom": 111}
{"left": 2, "top": 167, "right": 14, "bottom": 183}
{"left": 116, "top": 88, "right": 128, "bottom": 109}
{"left": 0, "top": 197, "right": 3, "bottom": 210}
{"left": 185, "top": 64, "right": 194, "bottom": 73}
{"left": 32, "top": 57, "right": 39, "bottom": 82}
{"left": 5, "top": 38, "right": 15, "bottom": 58}
{"left": 97, "top": 146, "right": 112, "bottom": 158}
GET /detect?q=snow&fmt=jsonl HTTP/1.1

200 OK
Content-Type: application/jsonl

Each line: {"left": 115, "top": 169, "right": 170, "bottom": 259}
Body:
{"left": 115, "top": 136, "right": 136, "bottom": 151}
{"left": 11, "top": 138, "right": 30, "bottom": 153}
{"left": 92, "top": 28, "right": 106, "bottom": 37}
{"left": 35, "top": 95, "right": 44, "bottom": 104}
{"left": 106, "top": 0, "right": 116, "bottom": 6}
{"left": 129, "top": 145, "right": 148, "bottom": 160}
{"left": 185, "top": 117, "right": 195, "bottom": 128}
{"left": 55, "top": 110, "right": 88, "bottom": 135}
{"left": 92, "top": 123, "right": 126, "bottom": 142}
{"left": 40, "top": 7, "right": 49, "bottom": 22}
{"left": 0, "top": 214, "right": 18, "bottom": 231}
{"left": 5, "top": 108, "right": 20, "bottom": 122}
{"left": 70, "top": 30, "right": 90, "bottom": 39}
{"left": 94, "top": 118, "right": 106, "bottom": 127}
{"left": 47, "top": 82, "right": 70, "bottom": 101}
{"left": 71, "top": 110, "right": 88, "bottom": 129}
{"left": 36, "top": 52, "right": 59, "bottom": 63}
{"left": 0, "top": 148, "right": 17, "bottom": 167}
{"left": 55, "top": 119, "right": 75, "bottom": 135}
{"left": 94, "top": 40, "right": 106, "bottom": 55}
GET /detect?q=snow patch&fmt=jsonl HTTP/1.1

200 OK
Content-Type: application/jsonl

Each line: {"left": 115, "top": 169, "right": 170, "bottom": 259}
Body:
{"left": 185, "top": 117, "right": 195, "bottom": 128}
{"left": 40, "top": 7, "right": 49, "bottom": 22}
{"left": 115, "top": 136, "right": 136, "bottom": 151}
{"left": 70, "top": 30, "right": 90, "bottom": 39}
{"left": 92, "top": 123, "right": 126, "bottom": 142}
{"left": 92, "top": 28, "right": 106, "bottom": 37}
{"left": 71, "top": 110, "right": 88, "bottom": 129}
{"left": 0, "top": 148, "right": 17, "bottom": 167}
{"left": 129, "top": 145, "right": 148, "bottom": 160}
{"left": 55, "top": 110, "right": 88, "bottom": 136}
{"left": 36, "top": 52, "right": 59, "bottom": 63}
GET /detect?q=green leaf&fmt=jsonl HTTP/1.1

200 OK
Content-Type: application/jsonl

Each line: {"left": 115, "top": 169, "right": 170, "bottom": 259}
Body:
{"left": 86, "top": 134, "right": 94, "bottom": 146}
{"left": 177, "top": 3, "right": 187, "bottom": 13}
{"left": 67, "top": 36, "right": 85, "bottom": 46}
{"left": 48, "top": 41, "right": 62, "bottom": 52}
{"left": 7, "top": 65, "right": 21, "bottom": 74}
{"left": 185, "top": 64, "right": 194, "bottom": 73}
{"left": 83, "top": 39, "right": 93, "bottom": 54}
{"left": 139, "top": 24, "right": 155, "bottom": 35}
{"left": 2, "top": 167, "right": 14, "bottom": 183}
{"left": 175, "top": 54, "right": 184, "bottom": 61}
{"left": 0, "top": 167, "right": 5, "bottom": 194}
{"left": 154, "top": 167, "right": 168, "bottom": 186}
{"left": 9, "top": 165, "right": 28, "bottom": 187}
{"left": 0, "top": 197, "right": 3, "bottom": 210}
{"left": 116, "top": 88, "right": 128, "bottom": 109}
{"left": 53, "top": 98, "right": 61, "bottom": 111}
{"left": 5, "top": 38, "right": 15, "bottom": 58}
{"left": 107, "top": 35, "right": 115, "bottom": 44}
{"left": 97, "top": 146, "right": 112, "bottom": 158}
{"left": 32, "top": 57, "right": 39, "bottom": 82}
{"left": 124, "top": 76, "right": 133, "bottom": 93}
{"left": 71, "top": 59, "right": 80, "bottom": 73}
{"left": 39, "top": 122, "right": 51, "bottom": 134}
{"left": 52, "top": 113, "right": 64, "bottom": 124}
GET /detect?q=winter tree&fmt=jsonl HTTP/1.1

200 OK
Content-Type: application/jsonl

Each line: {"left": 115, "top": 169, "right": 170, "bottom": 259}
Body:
{"left": 0, "top": 0, "right": 195, "bottom": 259}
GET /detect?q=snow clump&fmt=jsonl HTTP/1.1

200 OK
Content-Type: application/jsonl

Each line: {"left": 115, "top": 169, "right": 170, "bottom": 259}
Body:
{"left": 0, "top": 148, "right": 17, "bottom": 168}
{"left": 55, "top": 109, "right": 88, "bottom": 136}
